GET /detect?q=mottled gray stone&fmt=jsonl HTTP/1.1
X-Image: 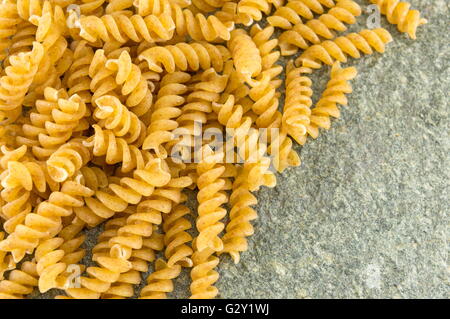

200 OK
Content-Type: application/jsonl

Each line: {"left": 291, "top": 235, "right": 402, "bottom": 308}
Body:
{"left": 29, "top": 0, "right": 449, "bottom": 299}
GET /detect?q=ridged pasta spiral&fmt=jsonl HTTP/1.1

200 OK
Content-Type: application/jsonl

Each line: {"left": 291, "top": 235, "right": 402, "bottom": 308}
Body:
{"left": 4, "top": 21, "right": 36, "bottom": 59}
{"left": 139, "top": 258, "right": 181, "bottom": 299}
{"left": 189, "top": 238, "right": 219, "bottom": 299}
{"left": 0, "top": 261, "right": 38, "bottom": 298}
{"left": 138, "top": 42, "right": 229, "bottom": 74}
{"left": 18, "top": 88, "right": 88, "bottom": 160}
{"left": 228, "top": 29, "right": 262, "bottom": 85}
{"left": 89, "top": 218, "right": 158, "bottom": 299}
{"left": 0, "top": 232, "right": 15, "bottom": 280}
{"left": 295, "top": 28, "right": 393, "bottom": 69}
{"left": 278, "top": 0, "right": 362, "bottom": 56}
{"left": 83, "top": 125, "right": 149, "bottom": 174}
{"left": 370, "top": 0, "right": 427, "bottom": 39}
{"left": 162, "top": 203, "right": 193, "bottom": 268}
{"left": 36, "top": 218, "right": 87, "bottom": 293}
{"left": 0, "top": 42, "right": 44, "bottom": 124}
{"left": 63, "top": 40, "right": 95, "bottom": 103}
{"left": 282, "top": 60, "right": 313, "bottom": 145}
{"left": 236, "top": 0, "right": 271, "bottom": 22}
{"left": 306, "top": 61, "right": 357, "bottom": 139}
{"left": 0, "top": 179, "right": 94, "bottom": 263}
{"left": 142, "top": 72, "right": 190, "bottom": 158}
{"left": 0, "top": 158, "right": 57, "bottom": 235}
{"left": 94, "top": 95, "right": 146, "bottom": 145}
{"left": 46, "top": 140, "right": 92, "bottom": 183}
{"left": 195, "top": 146, "right": 227, "bottom": 252}
{"left": 212, "top": 94, "right": 276, "bottom": 190}
{"left": 69, "top": 9, "right": 175, "bottom": 43}
{"left": 220, "top": 165, "right": 258, "bottom": 264}
{"left": 250, "top": 24, "right": 281, "bottom": 76}
{"left": 104, "top": 50, "right": 154, "bottom": 117}
{"left": 0, "top": 2, "right": 20, "bottom": 62}
{"left": 248, "top": 73, "right": 301, "bottom": 172}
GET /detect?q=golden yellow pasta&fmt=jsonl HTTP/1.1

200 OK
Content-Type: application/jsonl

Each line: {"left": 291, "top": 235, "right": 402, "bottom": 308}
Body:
{"left": 278, "top": 0, "right": 362, "bottom": 55}
{"left": 306, "top": 61, "right": 357, "bottom": 139}
{"left": 370, "top": 0, "right": 427, "bottom": 39}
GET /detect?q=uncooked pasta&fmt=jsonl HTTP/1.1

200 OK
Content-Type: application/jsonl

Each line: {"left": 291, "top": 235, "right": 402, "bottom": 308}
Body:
{"left": 0, "top": 0, "right": 427, "bottom": 299}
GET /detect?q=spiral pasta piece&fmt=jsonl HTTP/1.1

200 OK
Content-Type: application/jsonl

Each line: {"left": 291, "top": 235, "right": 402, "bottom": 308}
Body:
{"left": 220, "top": 165, "right": 258, "bottom": 263}
{"left": 47, "top": 140, "right": 92, "bottom": 183}
{"left": 36, "top": 218, "right": 87, "bottom": 293}
{"left": 189, "top": 238, "right": 219, "bottom": 299}
{"left": 63, "top": 40, "right": 95, "bottom": 103}
{"left": 195, "top": 146, "right": 227, "bottom": 252}
{"left": 0, "top": 232, "right": 15, "bottom": 280}
{"left": 94, "top": 95, "right": 146, "bottom": 144}
{"left": 0, "top": 261, "right": 38, "bottom": 298}
{"left": 306, "top": 61, "right": 357, "bottom": 139}
{"left": 0, "top": 179, "right": 94, "bottom": 263}
{"left": 96, "top": 218, "right": 164, "bottom": 299}
{"left": 228, "top": 28, "right": 262, "bottom": 84}
{"left": 83, "top": 125, "right": 149, "bottom": 174}
{"left": 139, "top": 258, "right": 181, "bottom": 299}
{"left": 142, "top": 72, "right": 190, "bottom": 158}
{"left": 19, "top": 88, "right": 88, "bottom": 160}
{"left": 250, "top": 24, "right": 281, "bottom": 76}
{"left": 370, "top": 0, "right": 427, "bottom": 39}
{"left": 279, "top": 0, "right": 362, "bottom": 55}
{"left": 105, "top": 50, "right": 154, "bottom": 117}
{"left": 139, "top": 41, "right": 229, "bottom": 74}
{"left": 237, "top": 0, "right": 271, "bottom": 22}
{"left": 295, "top": 28, "right": 393, "bottom": 69}
{"left": 212, "top": 94, "right": 276, "bottom": 190}
{"left": 282, "top": 60, "right": 313, "bottom": 145}
{"left": 0, "top": 2, "right": 21, "bottom": 62}
{"left": 0, "top": 42, "right": 44, "bottom": 124}
{"left": 73, "top": 10, "right": 175, "bottom": 44}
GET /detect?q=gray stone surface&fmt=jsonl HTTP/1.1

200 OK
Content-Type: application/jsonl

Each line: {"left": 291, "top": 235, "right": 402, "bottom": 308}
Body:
{"left": 32, "top": 0, "right": 449, "bottom": 299}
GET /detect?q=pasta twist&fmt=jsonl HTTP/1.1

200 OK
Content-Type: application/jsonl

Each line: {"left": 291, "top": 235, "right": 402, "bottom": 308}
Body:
{"left": 295, "top": 28, "right": 393, "bottom": 69}
{"left": 0, "top": 232, "right": 15, "bottom": 280}
{"left": 83, "top": 125, "right": 149, "bottom": 174}
{"left": 282, "top": 61, "right": 313, "bottom": 145}
{"left": 306, "top": 61, "right": 357, "bottom": 139}
{"left": 191, "top": 0, "right": 231, "bottom": 13}
{"left": 0, "top": 2, "right": 20, "bottom": 62}
{"left": 189, "top": 238, "right": 219, "bottom": 299}
{"left": 250, "top": 25, "right": 281, "bottom": 75}
{"left": 36, "top": 218, "right": 87, "bottom": 293}
{"left": 46, "top": 140, "right": 92, "bottom": 183}
{"left": 195, "top": 146, "right": 227, "bottom": 252}
{"left": 88, "top": 48, "right": 120, "bottom": 104}
{"left": 0, "top": 179, "right": 94, "bottom": 263}
{"left": 139, "top": 258, "right": 180, "bottom": 299}
{"left": 97, "top": 219, "right": 164, "bottom": 299}
{"left": 370, "top": 0, "right": 427, "bottom": 39}
{"left": 220, "top": 165, "right": 258, "bottom": 263}
{"left": 0, "top": 42, "right": 44, "bottom": 124}
{"left": 228, "top": 29, "right": 262, "bottom": 84}
{"left": 18, "top": 88, "right": 88, "bottom": 160}
{"left": 138, "top": 42, "right": 229, "bottom": 74}
{"left": 3, "top": 21, "right": 36, "bottom": 59}
{"left": 0, "top": 261, "right": 38, "bottom": 298}
{"left": 237, "top": 0, "right": 271, "bottom": 22}
{"left": 278, "top": 0, "right": 362, "bottom": 56}
{"left": 215, "top": 2, "right": 253, "bottom": 26}
{"left": 142, "top": 72, "right": 190, "bottom": 158}
{"left": 73, "top": 10, "right": 175, "bottom": 43}
{"left": 94, "top": 95, "right": 146, "bottom": 145}
{"left": 172, "top": 68, "right": 228, "bottom": 164}
{"left": 105, "top": 50, "right": 154, "bottom": 117}
{"left": 163, "top": 203, "right": 193, "bottom": 268}
{"left": 248, "top": 74, "right": 301, "bottom": 172}
{"left": 63, "top": 40, "right": 95, "bottom": 103}
{"left": 212, "top": 94, "right": 276, "bottom": 190}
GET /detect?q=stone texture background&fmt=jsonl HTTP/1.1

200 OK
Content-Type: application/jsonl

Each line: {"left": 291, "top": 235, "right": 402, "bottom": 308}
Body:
{"left": 34, "top": 0, "right": 449, "bottom": 299}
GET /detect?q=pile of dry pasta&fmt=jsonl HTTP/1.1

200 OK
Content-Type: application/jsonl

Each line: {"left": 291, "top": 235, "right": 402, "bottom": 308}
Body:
{"left": 0, "top": 0, "right": 426, "bottom": 299}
